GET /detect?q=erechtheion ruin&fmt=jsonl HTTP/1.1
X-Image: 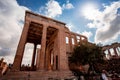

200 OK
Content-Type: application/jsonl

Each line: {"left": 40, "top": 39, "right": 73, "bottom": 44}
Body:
{"left": 1, "top": 11, "right": 88, "bottom": 80}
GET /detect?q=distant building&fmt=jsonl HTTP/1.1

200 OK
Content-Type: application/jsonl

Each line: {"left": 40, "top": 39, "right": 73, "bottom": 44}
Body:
{"left": 102, "top": 42, "right": 120, "bottom": 59}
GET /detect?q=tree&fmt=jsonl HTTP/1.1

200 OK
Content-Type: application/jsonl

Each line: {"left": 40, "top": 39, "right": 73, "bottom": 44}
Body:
{"left": 69, "top": 42, "right": 105, "bottom": 74}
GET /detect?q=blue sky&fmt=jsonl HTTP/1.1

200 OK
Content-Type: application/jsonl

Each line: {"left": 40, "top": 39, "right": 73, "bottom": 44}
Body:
{"left": 16, "top": 0, "right": 120, "bottom": 44}
{"left": 0, "top": 0, "right": 120, "bottom": 63}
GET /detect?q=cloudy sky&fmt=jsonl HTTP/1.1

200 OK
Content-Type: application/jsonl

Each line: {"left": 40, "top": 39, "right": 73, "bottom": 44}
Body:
{"left": 0, "top": 0, "right": 120, "bottom": 64}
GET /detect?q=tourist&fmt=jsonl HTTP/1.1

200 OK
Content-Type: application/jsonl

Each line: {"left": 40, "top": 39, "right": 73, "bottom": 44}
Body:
{"left": 1, "top": 62, "right": 8, "bottom": 75}
{"left": 101, "top": 70, "right": 108, "bottom": 80}
{"left": 0, "top": 58, "right": 4, "bottom": 66}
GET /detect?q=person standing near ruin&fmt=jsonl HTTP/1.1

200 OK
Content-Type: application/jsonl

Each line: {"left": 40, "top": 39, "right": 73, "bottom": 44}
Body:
{"left": 0, "top": 58, "right": 8, "bottom": 76}
{"left": 101, "top": 70, "right": 108, "bottom": 80}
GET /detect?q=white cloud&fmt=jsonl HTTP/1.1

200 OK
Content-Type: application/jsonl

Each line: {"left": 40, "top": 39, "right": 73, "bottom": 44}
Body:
{"left": 39, "top": 0, "right": 74, "bottom": 18}
{"left": 87, "top": 23, "right": 96, "bottom": 28}
{"left": 81, "top": 1, "right": 120, "bottom": 44}
{"left": 62, "top": 0, "right": 74, "bottom": 10}
{"left": 45, "top": 0, "right": 62, "bottom": 18}
{"left": 66, "top": 23, "right": 75, "bottom": 31}
{"left": 39, "top": 6, "right": 45, "bottom": 13}
{"left": 0, "top": 0, "right": 29, "bottom": 63}
{"left": 81, "top": 31, "right": 93, "bottom": 40}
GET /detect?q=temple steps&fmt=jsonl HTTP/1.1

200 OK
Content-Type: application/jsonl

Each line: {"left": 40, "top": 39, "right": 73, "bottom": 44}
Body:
{"left": 1, "top": 71, "right": 76, "bottom": 80}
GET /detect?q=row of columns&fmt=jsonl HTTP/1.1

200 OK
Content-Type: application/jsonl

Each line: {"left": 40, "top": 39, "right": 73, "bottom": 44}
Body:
{"left": 105, "top": 46, "right": 120, "bottom": 59}
{"left": 66, "top": 34, "right": 87, "bottom": 52}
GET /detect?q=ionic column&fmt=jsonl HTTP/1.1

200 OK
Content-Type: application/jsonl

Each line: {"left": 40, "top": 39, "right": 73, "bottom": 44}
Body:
{"left": 45, "top": 46, "right": 49, "bottom": 70}
{"left": 108, "top": 49, "right": 112, "bottom": 57}
{"left": 80, "top": 37, "right": 81, "bottom": 41}
{"left": 69, "top": 34, "right": 72, "bottom": 52}
{"left": 113, "top": 47, "right": 118, "bottom": 56}
{"left": 74, "top": 35, "right": 77, "bottom": 45}
{"left": 48, "top": 53, "right": 52, "bottom": 70}
{"left": 12, "top": 20, "right": 30, "bottom": 71}
{"left": 38, "top": 24, "right": 47, "bottom": 70}
{"left": 116, "top": 47, "right": 120, "bottom": 56}
{"left": 36, "top": 48, "right": 40, "bottom": 70}
{"left": 31, "top": 44, "right": 37, "bottom": 69}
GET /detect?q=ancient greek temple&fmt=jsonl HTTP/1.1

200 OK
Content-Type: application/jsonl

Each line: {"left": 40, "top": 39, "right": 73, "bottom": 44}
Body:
{"left": 102, "top": 42, "right": 120, "bottom": 59}
{"left": 1, "top": 11, "right": 88, "bottom": 80}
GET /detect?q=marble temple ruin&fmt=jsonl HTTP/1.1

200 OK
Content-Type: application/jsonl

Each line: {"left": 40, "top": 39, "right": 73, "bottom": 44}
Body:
{"left": 102, "top": 42, "right": 120, "bottom": 59}
{"left": 1, "top": 11, "right": 88, "bottom": 80}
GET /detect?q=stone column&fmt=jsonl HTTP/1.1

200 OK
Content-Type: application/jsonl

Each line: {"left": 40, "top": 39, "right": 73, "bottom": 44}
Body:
{"left": 38, "top": 24, "right": 47, "bottom": 70}
{"left": 31, "top": 44, "right": 37, "bottom": 69}
{"left": 108, "top": 49, "right": 112, "bottom": 57}
{"left": 12, "top": 20, "right": 30, "bottom": 71}
{"left": 74, "top": 35, "right": 77, "bottom": 45}
{"left": 113, "top": 47, "right": 118, "bottom": 56}
{"left": 45, "top": 46, "right": 49, "bottom": 70}
{"left": 53, "top": 53, "right": 56, "bottom": 70}
{"left": 69, "top": 34, "right": 72, "bottom": 52}
{"left": 36, "top": 48, "right": 40, "bottom": 70}
{"left": 116, "top": 47, "right": 120, "bottom": 55}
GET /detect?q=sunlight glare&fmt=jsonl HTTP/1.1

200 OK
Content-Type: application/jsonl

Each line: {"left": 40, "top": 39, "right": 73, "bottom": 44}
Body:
{"left": 81, "top": 3, "right": 98, "bottom": 20}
